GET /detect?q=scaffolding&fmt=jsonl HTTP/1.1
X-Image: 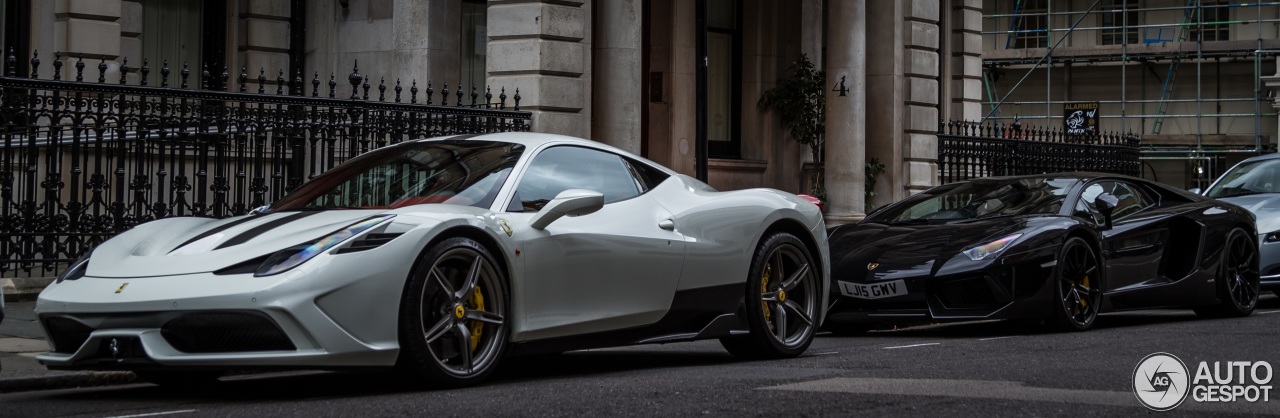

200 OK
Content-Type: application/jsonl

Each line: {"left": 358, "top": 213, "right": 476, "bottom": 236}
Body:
{"left": 981, "top": 0, "right": 1280, "bottom": 187}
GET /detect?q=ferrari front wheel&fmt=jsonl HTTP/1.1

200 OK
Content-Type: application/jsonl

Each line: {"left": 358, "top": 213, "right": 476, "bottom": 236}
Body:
{"left": 1050, "top": 237, "right": 1102, "bottom": 331}
{"left": 1195, "top": 228, "right": 1259, "bottom": 318}
{"left": 721, "top": 232, "right": 818, "bottom": 359}
{"left": 398, "top": 237, "right": 508, "bottom": 387}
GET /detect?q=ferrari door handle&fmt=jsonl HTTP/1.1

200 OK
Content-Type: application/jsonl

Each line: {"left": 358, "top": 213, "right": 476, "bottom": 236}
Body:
{"left": 659, "top": 219, "right": 676, "bottom": 231}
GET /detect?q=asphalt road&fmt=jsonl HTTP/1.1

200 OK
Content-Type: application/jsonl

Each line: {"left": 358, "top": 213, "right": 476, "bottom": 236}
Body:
{"left": 3, "top": 295, "right": 1279, "bottom": 417}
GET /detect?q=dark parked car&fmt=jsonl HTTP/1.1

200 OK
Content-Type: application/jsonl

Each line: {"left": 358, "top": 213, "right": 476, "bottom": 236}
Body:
{"left": 826, "top": 172, "right": 1261, "bottom": 332}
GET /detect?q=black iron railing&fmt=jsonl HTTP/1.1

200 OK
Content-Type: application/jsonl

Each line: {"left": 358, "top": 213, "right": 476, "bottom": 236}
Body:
{"left": 1, "top": 49, "right": 531, "bottom": 277}
{"left": 937, "top": 120, "right": 1141, "bottom": 184}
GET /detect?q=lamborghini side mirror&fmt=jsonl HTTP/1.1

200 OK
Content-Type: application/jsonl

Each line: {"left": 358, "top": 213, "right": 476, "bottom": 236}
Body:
{"left": 530, "top": 189, "right": 604, "bottom": 230}
{"left": 1094, "top": 193, "right": 1120, "bottom": 230}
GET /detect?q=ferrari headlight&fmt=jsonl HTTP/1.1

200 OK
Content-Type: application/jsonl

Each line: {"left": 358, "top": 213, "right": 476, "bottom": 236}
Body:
{"left": 962, "top": 234, "right": 1022, "bottom": 261}
{"left": 255, "top": 215, "right": 394, "bottom": 277}
{"left": 55, "top": 250, "right": 94, "bottom": 283}
{"left": 1264, "top": 231, "right": 1280, "bottom": 243}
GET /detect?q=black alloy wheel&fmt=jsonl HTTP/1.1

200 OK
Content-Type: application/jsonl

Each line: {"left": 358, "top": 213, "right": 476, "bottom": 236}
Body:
{"left": 1051, "top": 237, "right": 1102, "bottom": 331}
{"left": 1196, "top": 228, "right": 1260, "bottom": 318}
{"left": 721, "top": 232, "right": 819, "bottom": 358}
{"left": 398, "top": 237, "right": 508, "bottom": 387}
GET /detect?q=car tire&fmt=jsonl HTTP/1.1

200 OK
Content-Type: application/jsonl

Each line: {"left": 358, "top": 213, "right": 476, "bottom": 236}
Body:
{"left": 398, "top": 237, "right": 508, "bottom": 387}
{"left": 1194, "top": 228, "right": 1260, "bottom": 318}
{"left": 721, "top": 232, "right": 819, "bottom": 359}
{"left": 1050, "top": 237, "right": 1102, "bottom": 332}
{"left": 133, "top": 370, "right": 223, "bottom": 387}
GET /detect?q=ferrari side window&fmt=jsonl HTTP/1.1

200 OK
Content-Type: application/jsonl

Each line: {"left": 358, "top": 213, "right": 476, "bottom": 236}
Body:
{"left": 515, "top": 146, "right": 642, "bottom": 211}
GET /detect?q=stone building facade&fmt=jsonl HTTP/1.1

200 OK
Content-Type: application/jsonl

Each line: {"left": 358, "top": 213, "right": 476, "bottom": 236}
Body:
{"left": 1, "top": 0, "right": 985, "bottom": 224}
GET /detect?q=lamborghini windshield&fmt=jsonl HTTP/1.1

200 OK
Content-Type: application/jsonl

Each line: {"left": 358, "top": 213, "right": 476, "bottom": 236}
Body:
{"left": 866, "top": 177, "right": 1079, "bottom": 225}
{"left": 1205, "top": 158, "right": 1280, "bottom": 199}
{"left": 270, "top": 140, "right": 525, "bottom": 212}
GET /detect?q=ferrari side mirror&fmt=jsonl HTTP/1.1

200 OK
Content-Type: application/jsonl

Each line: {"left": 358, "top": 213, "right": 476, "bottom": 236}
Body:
{"left": 530, "top": 189, "right": 605, "bottom": 230}
{"left": 1188, "top": 187, "right": 1202, "bottom": 195}
{"left": 1094, "top": 193, "right": 1120, "bottom": 230}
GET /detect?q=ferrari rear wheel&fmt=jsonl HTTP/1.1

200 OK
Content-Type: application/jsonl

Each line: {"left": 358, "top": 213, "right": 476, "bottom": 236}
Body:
{"left": 398, "top": 237, "right": 508, "bottom": 387}
{"left": 133, "top": 370, "right": 223, "bottom": 387}
{"left": 721, "top": 232, "right": 818, "bottom": 359}
{"left": 1195, "top": 228, "right": 1259, "bottom": 318}
{"left": 1051, "top": 237, "right": 1102, "bottom": 331}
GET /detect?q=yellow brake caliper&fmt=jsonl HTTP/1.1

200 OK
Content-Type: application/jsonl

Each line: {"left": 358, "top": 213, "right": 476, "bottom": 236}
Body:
{"left": 467, "top": 285, "right": 485, "bottom": 351}
{"left": 1079, "top": 275, "right": 1090, "bottom": 310}
{"left": 762, "top": 264, "right": 772, "bottom": 323}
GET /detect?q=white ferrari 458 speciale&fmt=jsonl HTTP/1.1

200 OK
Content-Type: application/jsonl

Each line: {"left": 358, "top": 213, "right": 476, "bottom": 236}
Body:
{"left": 36, "top": 132, "right": 829, "bottom": 386}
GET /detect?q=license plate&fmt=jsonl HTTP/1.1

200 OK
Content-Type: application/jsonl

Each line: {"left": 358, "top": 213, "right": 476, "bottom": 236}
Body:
{"left": 839, "top": 280, "right": 908, "bottom": 299}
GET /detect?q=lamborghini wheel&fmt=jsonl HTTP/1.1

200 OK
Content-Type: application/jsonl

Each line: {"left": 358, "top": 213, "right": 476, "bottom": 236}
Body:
{"left": 1195, "top": 228, "right": 1259, "bottom": 318}
{"left": 399, "top": 237, "right": 508, "bottom": 387}
{"left": 1051, "top": 237, "right": 1102, "bottom": 331}
{"left": 721, "top": 232, "right": 818, "bottom": 358}
{"left": 133, "top": 370, "right": 223, "bottom": 387}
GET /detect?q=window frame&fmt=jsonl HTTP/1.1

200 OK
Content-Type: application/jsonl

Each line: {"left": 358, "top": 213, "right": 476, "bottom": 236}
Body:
{"left": 1099, "top": 0, "right": 1139, "bottom": 45}
{"left": 1010, "top": 0, "right": 1049, "bottom": 49}
{"left": 1189, "top": 1, "right": 1230, "bottom": 42}
{"left": 705, "top": 0, "right": 742, "bottom": 159}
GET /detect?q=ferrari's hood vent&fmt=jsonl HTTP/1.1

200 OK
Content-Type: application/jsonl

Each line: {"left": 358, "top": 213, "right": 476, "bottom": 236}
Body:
{"left": 334, "top": 232, "right": 404, "bottom": 254}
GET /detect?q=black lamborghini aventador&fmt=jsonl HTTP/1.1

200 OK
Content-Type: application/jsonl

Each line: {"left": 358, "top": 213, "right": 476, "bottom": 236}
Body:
{"left": 826, "top": 173, "right": 1261, "bottom": 332}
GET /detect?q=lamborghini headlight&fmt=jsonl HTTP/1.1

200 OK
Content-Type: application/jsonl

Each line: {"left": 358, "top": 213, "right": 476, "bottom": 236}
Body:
{"left": 56, "top": 250, "right": 94, "bottom": 283}
{"left": 255, "top": 215, "right": 394, "bottom": 277}
{"left": 962, "top": 234, "right": 1022, "bottom": 261}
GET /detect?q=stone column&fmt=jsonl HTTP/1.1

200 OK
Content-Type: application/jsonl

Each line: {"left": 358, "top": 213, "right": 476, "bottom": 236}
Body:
{"left": 488, "top": 1, "right": 592, "bottom": 137}
{"left": 592, "top": 0, "right": 642, "bottom": 153}
{"left": 31, "top": 0, "right": 123, "bottom": 80}
{"left": 903, "top": 1, "right": 941, "bottom": 196}
{"left": 865, "top": 1, "right": 904, "bottom": 208}
{"left": 950, "top": 0, "right": 984, "bottom": 121}
{"left": 824, "top": 0, "right": 867, "bottom": 225}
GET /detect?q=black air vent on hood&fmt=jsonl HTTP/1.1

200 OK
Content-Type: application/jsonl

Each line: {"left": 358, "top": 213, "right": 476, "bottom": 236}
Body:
{"left": 334, "top": 233, "right": 404, "bottom": 254}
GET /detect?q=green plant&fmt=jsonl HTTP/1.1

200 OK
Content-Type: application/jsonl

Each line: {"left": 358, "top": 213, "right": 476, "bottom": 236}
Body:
{"left": 865, "top": 158, "right": 885, "bottom": 212}
{"left": 758, "top": 54, "right": 825, "bottom": 198}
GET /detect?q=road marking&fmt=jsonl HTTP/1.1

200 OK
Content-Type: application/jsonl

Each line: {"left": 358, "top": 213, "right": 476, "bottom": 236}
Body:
{"left": 1257, "top": 310, "right": 1280, "bottom": 315}
{"left": 883, "top": 343, "right": 940, "bottom": 349}
{"left": 978, "top": 336, "right": 1014, "bottom": 341}
{"left": 807, "top": 351, "right": 839, "bottom": 356}
{"left": 762, "top": 377, "right": 1274, "bottom": 413}
{"left": 103, "top": 410, "right": 197, "bottom": 418}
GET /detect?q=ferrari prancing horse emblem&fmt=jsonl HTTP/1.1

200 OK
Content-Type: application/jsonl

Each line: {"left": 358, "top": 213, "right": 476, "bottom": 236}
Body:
{"left": 115, "top": 283, "right": 129, "bottom": 293}
{"left": 867, "top": 262, "right": 879, "bottom": 271}
{"left": 498, "top": 219, "right": 513, "bottom": 237}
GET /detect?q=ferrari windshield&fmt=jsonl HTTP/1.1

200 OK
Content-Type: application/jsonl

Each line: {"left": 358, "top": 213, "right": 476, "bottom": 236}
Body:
{"left": 270, "top": 140, "right": 525, "bottom": 211}
{"left": 1205, "top": 158, "right": 1280, "bottom": 198}
{"left": 866, "top": 177, "right": 1079, "bottom": 225}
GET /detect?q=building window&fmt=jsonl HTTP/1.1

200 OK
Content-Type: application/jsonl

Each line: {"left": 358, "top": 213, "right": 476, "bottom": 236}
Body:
{"left": 1189, "top": 2, "right": 1230, "bottom": 42}
{"left": 706, "top": 0, "right": 740, "bottom": 158}
{"left": 1100, "top": 0, "right": 1138, "bottom": 45}
{"left": 1010, "top": 0, "right": 1048, "bottom": 48}
{"left": 1, "top": 0, "right": 31, "bottom": 77}
{"left": 461, "top": 0, "right": 487, "bottom": 89}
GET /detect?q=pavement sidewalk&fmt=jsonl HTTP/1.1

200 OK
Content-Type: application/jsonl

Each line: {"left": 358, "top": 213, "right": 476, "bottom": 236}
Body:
{"left": 0, "top": 301, "right": 135, "bottom": 392}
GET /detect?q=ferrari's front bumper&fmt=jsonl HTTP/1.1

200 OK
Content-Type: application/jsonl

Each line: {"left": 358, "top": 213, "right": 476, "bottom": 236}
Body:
{"left": 827, "top": 245, "right": 1060, "bottom": 324}
{"left": 35, "top": 252, "right": 411, "bottom": 371}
